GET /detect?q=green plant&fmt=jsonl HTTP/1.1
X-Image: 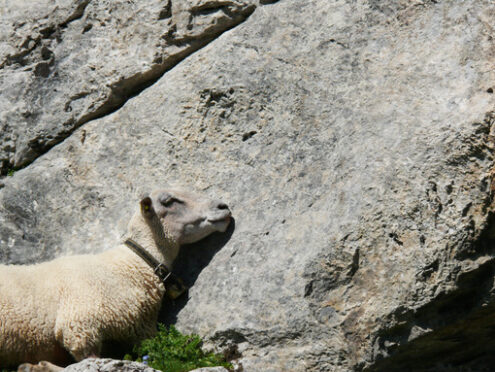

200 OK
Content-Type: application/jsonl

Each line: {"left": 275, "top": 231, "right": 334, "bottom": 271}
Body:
{"left": 6, "top": 169, "right": 15, "bottom": 176}
{"left": 131, "top": 324, "right": 232, "bottom": 372}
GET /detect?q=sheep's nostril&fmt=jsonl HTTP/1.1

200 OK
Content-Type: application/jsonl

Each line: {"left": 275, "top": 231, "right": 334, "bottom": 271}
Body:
{"left": 217, "top": 203, "right": 229, "bottom": 210}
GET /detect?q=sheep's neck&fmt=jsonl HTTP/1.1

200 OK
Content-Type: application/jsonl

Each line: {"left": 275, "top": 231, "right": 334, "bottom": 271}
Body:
{"left": 127, "top": 219, "right": 179, "bottom": 269}
{"left": 130, "top": 235, "right": 178, "bottom": 269}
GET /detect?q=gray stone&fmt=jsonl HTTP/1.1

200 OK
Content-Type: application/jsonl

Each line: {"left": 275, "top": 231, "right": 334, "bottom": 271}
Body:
{"left": 62, "top": 358, "right": 228, "bottom": 372}
{"left": 0, "top": 0, "right": 257, "bottom": 173}
{"left": 2, "top": 0, "right": 495, "bottom": 371}
{"left": 63, "top": 358, "right": 158, "bottom": 372}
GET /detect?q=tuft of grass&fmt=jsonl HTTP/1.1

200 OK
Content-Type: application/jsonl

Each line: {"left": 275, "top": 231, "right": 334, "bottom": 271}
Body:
{"left": 6, "top": 169, "right": 15, "bottom": 177}
{"left": 127, "top": 324, "right": 232, "bottom": 372}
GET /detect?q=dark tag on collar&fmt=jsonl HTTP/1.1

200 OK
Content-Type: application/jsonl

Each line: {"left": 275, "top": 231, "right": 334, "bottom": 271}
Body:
{"left": 163, "top": 272, "right": 188, "bottom": 300}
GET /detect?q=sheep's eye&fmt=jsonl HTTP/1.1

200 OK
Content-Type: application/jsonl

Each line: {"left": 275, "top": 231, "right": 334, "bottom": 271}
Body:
{"left": 162, "top": 197, "right": 182, "bottom": 207}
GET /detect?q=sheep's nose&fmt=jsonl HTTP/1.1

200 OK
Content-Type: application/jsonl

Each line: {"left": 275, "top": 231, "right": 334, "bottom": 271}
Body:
{"left": 214, "top": 200, "right": 230, "bottom": 211}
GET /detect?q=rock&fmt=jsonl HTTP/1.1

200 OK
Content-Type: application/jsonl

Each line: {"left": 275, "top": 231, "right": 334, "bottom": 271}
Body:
{"left": 2, "top": 0, "right": 495, "bottom": 371}
{"left": 0, "top": 0, "right": 256, "bottom": 173}
{"left": 62, "top": 358, "right": 228, "bottom": 372}
{"left": 63, "top": 358, "right": 157, "bottom": 372}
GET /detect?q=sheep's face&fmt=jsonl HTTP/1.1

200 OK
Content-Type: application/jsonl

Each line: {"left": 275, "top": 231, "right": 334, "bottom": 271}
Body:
{"left": 140, "top": 189, "right": 231, "bottom": 245}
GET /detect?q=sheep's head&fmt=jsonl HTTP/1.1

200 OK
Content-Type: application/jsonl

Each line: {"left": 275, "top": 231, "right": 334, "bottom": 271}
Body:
{"left": 139, "top": 188, "right": 231, "bottom": 245}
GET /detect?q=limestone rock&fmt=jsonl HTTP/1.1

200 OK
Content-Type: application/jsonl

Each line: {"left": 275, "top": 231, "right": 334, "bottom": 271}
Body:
{"left": 62, "top": 358, "right": 158, "bottom": 372}
{"left": 2, "top": 0, "right": 495, "bottom": 371}
{"left": 62, "top": 358, "right": 228, "bottom": 372}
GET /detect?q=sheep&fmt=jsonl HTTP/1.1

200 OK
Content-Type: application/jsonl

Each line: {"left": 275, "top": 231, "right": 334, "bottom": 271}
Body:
{"left": 0, "top": 188, "right": 232, "bottom": 372}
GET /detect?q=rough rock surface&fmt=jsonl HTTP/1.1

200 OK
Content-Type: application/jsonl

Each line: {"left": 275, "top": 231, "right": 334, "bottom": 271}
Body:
{"left": 62, "top": 358, "right": 228, "bottom": 372}
{"left": 62, "top": 358, "right": 158, "bottom": 372}
{"left": 2, "top": 0, "right": 495, "bottom": 371}
{"left": 0, "top": 0, "right": 256, "bottom": 173}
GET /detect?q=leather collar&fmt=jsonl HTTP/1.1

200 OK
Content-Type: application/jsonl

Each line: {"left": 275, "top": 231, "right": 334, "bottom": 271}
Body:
{"left": 124, "top": 238, "right": 188, "bottom": 299}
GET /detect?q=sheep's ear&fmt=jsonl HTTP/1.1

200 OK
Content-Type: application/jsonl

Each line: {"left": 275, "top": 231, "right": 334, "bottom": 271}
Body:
{"left": 140, "top": 196, "right": 154, "bottom": 218}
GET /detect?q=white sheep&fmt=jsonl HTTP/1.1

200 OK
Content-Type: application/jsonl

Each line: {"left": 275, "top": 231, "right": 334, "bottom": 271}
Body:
{"left": 0, "top": 188, "right": 232, "bottom": 372}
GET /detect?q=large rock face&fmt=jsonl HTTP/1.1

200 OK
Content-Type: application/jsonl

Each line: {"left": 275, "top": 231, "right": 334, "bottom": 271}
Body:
{"left": 2, "top": 0, "right": 495, "bottom": 371}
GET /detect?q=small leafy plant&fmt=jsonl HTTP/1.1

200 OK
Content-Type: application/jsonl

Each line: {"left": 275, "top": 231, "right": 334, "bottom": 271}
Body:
{"left": 127, "top": 324, "right": 232, "bottom": 372}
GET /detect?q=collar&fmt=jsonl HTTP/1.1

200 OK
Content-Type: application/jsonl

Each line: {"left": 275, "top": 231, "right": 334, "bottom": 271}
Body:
{"left": 124, "top": 238, "right": 188, "bottom": 299}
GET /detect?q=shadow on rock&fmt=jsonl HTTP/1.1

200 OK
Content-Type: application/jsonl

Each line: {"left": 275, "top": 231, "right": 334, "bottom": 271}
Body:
{"left": 159, "top": 218, "right": 236, "bottom": 325}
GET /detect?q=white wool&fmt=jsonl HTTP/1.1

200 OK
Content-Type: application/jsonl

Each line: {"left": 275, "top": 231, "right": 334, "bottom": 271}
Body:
{"left": 0, "top": 245, "right": 164, "bottom": 367}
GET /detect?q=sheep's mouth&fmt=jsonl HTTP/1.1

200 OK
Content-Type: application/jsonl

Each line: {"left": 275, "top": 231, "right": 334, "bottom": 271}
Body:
{"left": 209, "top": 215, "right": 231, "bottom": 223}
{"left": 208, "top": 215, "right": 231, "bottom": 232}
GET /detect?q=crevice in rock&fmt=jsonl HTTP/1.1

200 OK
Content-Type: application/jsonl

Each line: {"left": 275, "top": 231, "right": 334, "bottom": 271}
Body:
{"left": 158, "top": 0, "right": 172, "bottom": 20}
{"left": 190, "top": 1, "right": 235, "bottom": 16}
{"left": 59, "top": 0, "right": 91, "bottom": 28}
{"left": 72, "top": 6, "right": 255, "bottom": 131}
{"left": 0, "top": 1, "right": 261, "bottom": 176}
